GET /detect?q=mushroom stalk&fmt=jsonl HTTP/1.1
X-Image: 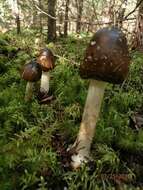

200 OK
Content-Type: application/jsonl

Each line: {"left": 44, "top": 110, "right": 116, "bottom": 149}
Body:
{"left": 71, "top": 79, "right": 106, "bottom": 169}
{"left": 25, "top": 82, "right": 34, "bottom": 102}
{"left": 40, "top": 71, "right": 50, "bottom": 93}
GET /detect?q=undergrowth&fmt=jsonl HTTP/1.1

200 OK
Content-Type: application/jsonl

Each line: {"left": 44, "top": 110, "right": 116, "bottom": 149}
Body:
{"left": 0, "top": 30, "right": 143, "bottom": 190}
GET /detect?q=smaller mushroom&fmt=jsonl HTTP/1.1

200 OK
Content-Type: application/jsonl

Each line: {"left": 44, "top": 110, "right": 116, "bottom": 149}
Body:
{"left": 37, "top": 48, "right": 55, "bottom": 103}
{"left": 21, "top": 60, "right": 42, "bottom": 101}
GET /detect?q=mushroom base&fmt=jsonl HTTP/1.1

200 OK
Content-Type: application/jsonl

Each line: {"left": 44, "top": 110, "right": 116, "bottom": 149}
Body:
{"left": 70, "top": 80, "right": 106, "bottom": 169}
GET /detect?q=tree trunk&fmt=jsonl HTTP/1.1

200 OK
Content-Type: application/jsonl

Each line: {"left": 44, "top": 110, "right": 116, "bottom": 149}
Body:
{"left": 14, "top": 0, "right": 20, "bottom": 34}
{"left": 76, "top": 0, "right": 84, "bottom": 33}
{"left": 58, "top": 11, "right": 64, "bottom": 36}
{"left": 32, "top": 10, "right": 37, "bottom": 29}
{"left": 39, "top": 0, "right": 43, "bottom": 34}
{"left": 135, "top": 0, "right": 143, "bottom": 50}
{"left": 108, "top": 0, "right": 115, "bottom": 24}
{"left": 116, "top": 0, "right": 127, "bottom": 28}
{"left": 9, "top": 0, "right": 21, "bottom": 34}
{"left": 131, "top": 0, "right": 143, "bottom": 51}
{"left": 16, "top": 14, "right": 20, "bottom": 34}
{"left": 47, "top": 0, "right": 56, "bottom": 42}
{"left": 64, "top": 0, "right": 70, "bottom": 37}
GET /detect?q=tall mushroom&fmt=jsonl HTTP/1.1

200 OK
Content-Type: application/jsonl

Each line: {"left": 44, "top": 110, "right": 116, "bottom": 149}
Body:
{"left": 70, "top": 27, "right": 130, "bottom": 169}
{"left": 21, "top": 60, "right": 42, "bottom": 101}
{"left": 37, "top": 48, "right": 55, "bottom": 103}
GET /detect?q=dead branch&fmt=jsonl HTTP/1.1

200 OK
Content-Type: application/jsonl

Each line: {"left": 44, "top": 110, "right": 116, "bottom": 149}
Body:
{"left": 124, "top": 0, "right": 143, "bottom": 19}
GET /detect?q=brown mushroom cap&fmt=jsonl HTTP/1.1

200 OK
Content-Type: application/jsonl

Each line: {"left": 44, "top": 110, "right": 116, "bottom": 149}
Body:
{"left": 37, "top": 48, "right": 55, "bottom": 72}
{"left": 21, "top": 60, "right": 42, "bottom": 82}
{"left": 80, "top": 27, "right": 130, "bottom": 84}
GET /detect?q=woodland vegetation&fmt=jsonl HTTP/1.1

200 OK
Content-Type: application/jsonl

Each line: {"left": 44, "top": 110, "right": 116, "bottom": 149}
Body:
{"left": 0, "top": 0, "right": 143, "bottom": 189}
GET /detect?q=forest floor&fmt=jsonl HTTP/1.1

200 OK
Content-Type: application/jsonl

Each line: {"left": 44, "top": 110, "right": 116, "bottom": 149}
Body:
{"left": 0, "top": 30, "right": 143, "bottom": 190}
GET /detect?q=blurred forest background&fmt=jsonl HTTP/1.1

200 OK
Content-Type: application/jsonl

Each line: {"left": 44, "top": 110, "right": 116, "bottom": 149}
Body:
{"left": 0, "top": 0, "right": 143, "bottom": 190}
{"left": 0, "top": 0, "right": 143, "bottom": 48}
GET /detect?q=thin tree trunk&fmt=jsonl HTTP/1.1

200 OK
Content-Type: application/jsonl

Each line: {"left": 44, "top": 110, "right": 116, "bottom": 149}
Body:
{"left": 76, "top": 0, "right": 84, "bottom": 33}
{"left": 32, "top": 10, "right": 37, "bottom": 29}
{"left": 117, "top": 0, "right": 128, "bottom": 28}
{"left": 39, "top": 0, "right": 43, "bottom": 34}
{"left": 64, "top": 0, "right": 70, "bottom": 37}
{"left": 15, "top": 0, "right": 20, "bottom": 34}
{"left": 131, "top": 0, "right": 143, "bottom": 50}
{"left": 10, "top": 0, "right": 21, "bottom": 34}
{"left": 136, "top": 0, "right": 143, "bottom": 50}
{"left": 58, "top": 11, "right": 64, "bottom": 36}
{"left": 108, "top": 0, "right": 115, "bottom": 25}
{"left": 47, "top": 0, "right": 56, "bottom": 42}
{"left": 16, "top": 14, "right": 20, "bottom": 34}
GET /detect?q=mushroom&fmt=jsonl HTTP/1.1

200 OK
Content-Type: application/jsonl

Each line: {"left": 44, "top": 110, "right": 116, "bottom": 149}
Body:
{"left": 21, "top": 60, "right": 42, "bottom": 101}
{"left": 36, "top": 48, "right": 55, "bottom": 103}
{"left": 70, "top": 27, "right": 130, "bottom": 169}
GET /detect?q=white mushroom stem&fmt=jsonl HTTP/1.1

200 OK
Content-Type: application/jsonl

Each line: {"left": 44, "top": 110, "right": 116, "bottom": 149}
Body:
{"left": 40, "top": 71, "right": 50, "bottom": 93}
{"left": 71, "top": 79, "right": 107, "bottom": 169}
{"left": 25, "top": 82, "right": 34, "bottom": 102}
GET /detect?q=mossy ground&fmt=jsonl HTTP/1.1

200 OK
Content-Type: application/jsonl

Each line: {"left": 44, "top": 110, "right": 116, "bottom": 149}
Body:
{"left": 0, "top": 31, "right": 143, "bottom": 190}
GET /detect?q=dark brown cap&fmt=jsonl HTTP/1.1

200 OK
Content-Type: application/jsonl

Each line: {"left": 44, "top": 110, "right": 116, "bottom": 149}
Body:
{"left": 80, "top": 27, "right": 130, "bottom": 84}
{"left": 21, "top": 60, "right": 42, "bottom": 82}
{"left": 37, "top": 48, "right": 55, "bottom": 72}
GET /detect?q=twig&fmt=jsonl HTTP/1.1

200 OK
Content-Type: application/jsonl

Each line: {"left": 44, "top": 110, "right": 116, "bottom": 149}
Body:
{"left": 34, "top": 4, "right": 57, "bottom": 20}
{"left": 124, "top": 0, "right": 143, "bottom": 19}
